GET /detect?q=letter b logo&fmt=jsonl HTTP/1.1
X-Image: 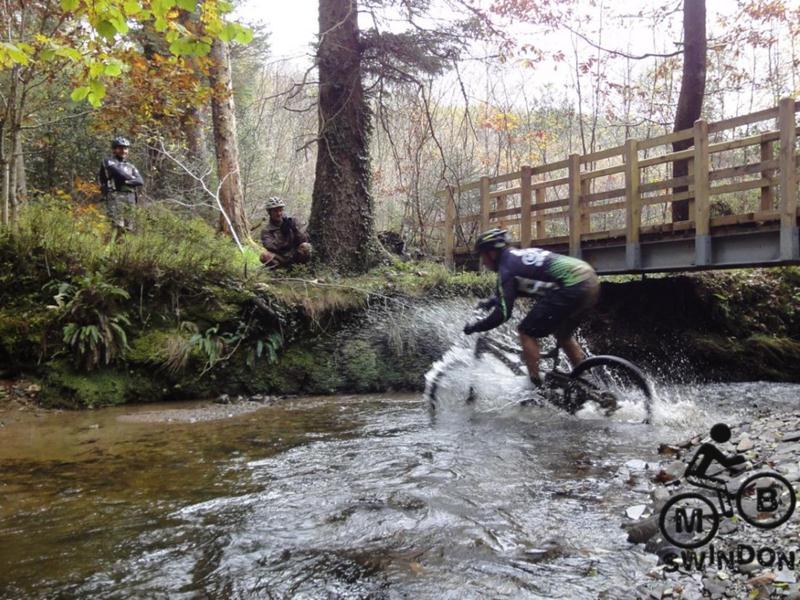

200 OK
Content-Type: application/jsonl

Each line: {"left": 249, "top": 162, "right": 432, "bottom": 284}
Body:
{"left": 757, "top": 487, "right": 778, "bottom": 512}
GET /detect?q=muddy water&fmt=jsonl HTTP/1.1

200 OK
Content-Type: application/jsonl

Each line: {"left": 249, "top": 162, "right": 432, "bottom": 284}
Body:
{"left": 1, "top": 384, "right": 799, "bottom": 599}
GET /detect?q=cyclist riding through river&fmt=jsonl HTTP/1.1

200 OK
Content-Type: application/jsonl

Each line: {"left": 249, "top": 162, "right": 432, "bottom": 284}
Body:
{"left": 462, "top": 228, "right": 600, "bottom": 389}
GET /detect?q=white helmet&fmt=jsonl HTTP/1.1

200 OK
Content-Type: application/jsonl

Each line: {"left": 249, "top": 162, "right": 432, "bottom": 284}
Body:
{"left": 265, "top": 196, "right": 286, "bottom": 211}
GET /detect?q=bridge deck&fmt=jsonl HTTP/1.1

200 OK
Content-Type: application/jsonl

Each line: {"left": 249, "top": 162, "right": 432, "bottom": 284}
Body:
{"left": 437, "top": 98, "right": 800, "bottom": 274}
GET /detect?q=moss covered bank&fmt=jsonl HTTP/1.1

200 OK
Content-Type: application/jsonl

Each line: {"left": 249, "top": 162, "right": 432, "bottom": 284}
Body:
{"left": 1, "top": 200, "right": 798, "bottom": 407}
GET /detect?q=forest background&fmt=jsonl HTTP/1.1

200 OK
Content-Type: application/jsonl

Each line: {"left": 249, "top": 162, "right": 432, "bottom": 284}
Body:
{"left": 2, "top": 0, "right": 798, "bottom": 262}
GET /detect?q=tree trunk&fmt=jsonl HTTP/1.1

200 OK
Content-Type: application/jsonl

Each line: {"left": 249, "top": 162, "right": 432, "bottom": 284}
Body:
{"left": 209, "top": 39, "right": 248, "bottom": 241}
{"left": 14, "top": 134, "right": 26, "bottom": 203}
{"left": 309, "top": 0, "right": 378, "bottom": 272}
{"left": 8, "top": 134, "right": 17, "bottom": 223}
{"left": 181, "top": 107, "right": 208, "bottom": 205}
{"left": 671, "top": 0, "right": 706, "bottom": 222}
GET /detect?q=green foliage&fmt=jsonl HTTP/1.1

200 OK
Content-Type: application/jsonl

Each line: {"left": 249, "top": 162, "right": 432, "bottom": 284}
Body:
{"left": 47, "top": 273, "right": 131, "bottom": 371}
{"left": 246, "top": 331, "right": 283, "bottom": 369}
{"left": 8, "top": 197, "right": 108, "bottom": 274}
{"left": 108, "top": 206, "right": 248, "bottom": 288}
{"left": 1, "top": 1, "right": 253, "bottom": 107}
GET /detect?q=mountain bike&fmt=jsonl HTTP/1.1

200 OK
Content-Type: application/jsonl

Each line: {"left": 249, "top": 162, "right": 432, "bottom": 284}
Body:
{"left": 426, "top": 330, "right": 654, "bottom": 424}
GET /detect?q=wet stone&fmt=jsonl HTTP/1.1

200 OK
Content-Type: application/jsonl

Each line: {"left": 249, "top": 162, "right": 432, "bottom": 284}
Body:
{"left": 747, "top": 572, "right": 776, "bottom": 587}
{"left": 775, "top": 570, "right": 797, "bottom": 584}
{"left": 773, "top": 442, "right": 800, "bottom": 457}
{"left": 782, "top": 431, "right": 800, "bottom": 443}
{"left": 718, "top": 518, "right": 738, "bottom": 535}
{"left": 738, "top": 560, "right": 760, "bottom": 574}
{"left": 626, "top": 504, "right": 648, "bottom": 520}
{"left": 626, "top": 459, "right": 648, "bottom": 470}
{"left": 737, "top": 437, "right": 755, "bottom": 452}
{"left": 702, "top": 576, "right": 729, "bottom": 599}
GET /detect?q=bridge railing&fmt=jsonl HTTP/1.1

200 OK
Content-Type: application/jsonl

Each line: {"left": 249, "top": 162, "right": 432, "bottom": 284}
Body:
{"left": 436, "top": 97, "right": 800, "bottom": 269}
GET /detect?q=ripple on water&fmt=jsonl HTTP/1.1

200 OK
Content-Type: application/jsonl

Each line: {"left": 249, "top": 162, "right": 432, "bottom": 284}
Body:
{"left": 2, "top": 380, "right": 800, "bottom": 598}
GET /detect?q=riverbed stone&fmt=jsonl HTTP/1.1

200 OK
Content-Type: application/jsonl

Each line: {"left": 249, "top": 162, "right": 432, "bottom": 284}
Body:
{"left": 626, "top": 459, "right": 648, "bottom": 470}
{"left": 782, "top": 431, "right": 800, "bottom": 442}
{"left": 775, "top": 570, "right": 797, "bottom": 584}
{"left": 737, "top": 437, "right": 755, "bottom": 452}
{"left": 747, "top": 572, "right": 776, "bottom": 587}
{"left": 702, "top": 576, "right": 729, "bottom": 599}
{"left": 626, "top": 505, "right": 648, "bottom": 520}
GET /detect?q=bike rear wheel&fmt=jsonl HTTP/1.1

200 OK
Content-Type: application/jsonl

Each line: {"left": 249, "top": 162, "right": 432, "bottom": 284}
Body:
{"left": 567, "top": 355, "right": 653, "bottom": 423}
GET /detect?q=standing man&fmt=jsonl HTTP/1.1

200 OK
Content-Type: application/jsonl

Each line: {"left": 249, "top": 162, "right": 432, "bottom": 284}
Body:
{"left": 98, "top": 136, "right": 144, "bottom": 231}
{"left": 260, "top": 196, "right": 313, "bottom": 269}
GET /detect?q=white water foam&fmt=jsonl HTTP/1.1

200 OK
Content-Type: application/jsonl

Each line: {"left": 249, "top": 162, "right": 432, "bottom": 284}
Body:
{"left": 425, "top": 337, "right": 708, "bottom": 427}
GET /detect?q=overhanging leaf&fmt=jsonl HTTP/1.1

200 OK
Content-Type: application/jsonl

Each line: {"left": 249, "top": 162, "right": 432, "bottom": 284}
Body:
{"left": 70, "top": 86, "right": 90, "bottom": 102}
{"left": 96, "top": 20, "right": 117, "bottom": 40}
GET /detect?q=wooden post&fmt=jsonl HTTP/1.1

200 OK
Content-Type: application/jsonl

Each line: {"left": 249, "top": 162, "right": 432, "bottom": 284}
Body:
{"left": 443, "top": 186, "right": 455, "bottom": 267}
{"left": 568, "top": 153, "right": 582, "bottom": 257}
{"left": 778, "top": 97, "right": 798, "bottom": 260}
{"left": 580, "top": 177, "right": 591, "bottom": 236}
{"left": 535, "top": 186, "right": 546, "bottom": 241}
{"left": 479, "top": 176, "right": 491, "bottom": 232}
{"left": 624, "top": 138, "right": 641, "bottom": 270}
{"left": 693, "top": 119, "right": 711, "bottom": 265}
{"left": 520, "top": 166, "right": 532, "bottom": 247}
{"left": 687, "top": 157, "right": 695, "bottom": 222}
{"left": 760, "top": 140, "right": 775, "bottom": 211}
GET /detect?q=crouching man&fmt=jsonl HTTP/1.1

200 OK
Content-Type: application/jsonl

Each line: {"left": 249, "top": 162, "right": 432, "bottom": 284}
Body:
{"left": 259, "top": 196, "right": 313, "bottom": 269}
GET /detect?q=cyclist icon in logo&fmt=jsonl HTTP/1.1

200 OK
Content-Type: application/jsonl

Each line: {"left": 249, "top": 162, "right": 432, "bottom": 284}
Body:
{"left": 659, "top": 423, "right": 796, "bottom": 549}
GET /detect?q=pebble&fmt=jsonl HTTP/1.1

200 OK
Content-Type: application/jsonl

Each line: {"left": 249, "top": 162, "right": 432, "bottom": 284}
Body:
{"left": 747, "top": 572, "right": 776, "bottom": 587}
{"left": 702, "top": 576, "right": 729, "bottom": 599}
{"left": 626, "top": 459, "right": 649, "bottom": 470}
{"left": 737, "top": 560, "right": 760, "bottom": 574}
{"left": 775, "top": 570, "right": 797, "bottom": 584}
{"left": 737, "top": 437, "right": 754, "bottom": 451}
{"left": 626, "top": 504, "right": 648, "bottom": 520}
{"left": 782, "top": 431, "right": 800, "bottom": 442}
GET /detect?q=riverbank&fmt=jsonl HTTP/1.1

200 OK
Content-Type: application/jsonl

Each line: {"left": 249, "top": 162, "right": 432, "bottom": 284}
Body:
{"left": 2, "top": 200, "right": 799, "bottom": 408}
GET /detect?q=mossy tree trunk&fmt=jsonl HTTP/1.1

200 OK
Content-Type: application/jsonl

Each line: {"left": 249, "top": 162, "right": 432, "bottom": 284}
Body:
{"left": 309, "top": 0, "right": 379, "bottom": 273}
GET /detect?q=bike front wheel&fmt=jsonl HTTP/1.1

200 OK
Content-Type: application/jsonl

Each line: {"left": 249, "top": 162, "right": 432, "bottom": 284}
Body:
{"left": 567, "top": 355, "right": 654, "bottom": 423}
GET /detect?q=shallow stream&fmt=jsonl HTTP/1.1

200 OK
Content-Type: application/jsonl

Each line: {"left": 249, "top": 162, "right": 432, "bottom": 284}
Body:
{"left": 2, "top": 380, "right": 799, "bottom": 599}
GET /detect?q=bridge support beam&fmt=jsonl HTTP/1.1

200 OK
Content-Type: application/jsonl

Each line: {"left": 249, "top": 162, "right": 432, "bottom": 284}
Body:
{"left": 695, "top": 235, "right": 712, "bottom": 266}
{"left": 781, "top": 227, "right": 799, "bottom": 261}
{"left": 625, "top": 243, "right": 641, "bottom": 270}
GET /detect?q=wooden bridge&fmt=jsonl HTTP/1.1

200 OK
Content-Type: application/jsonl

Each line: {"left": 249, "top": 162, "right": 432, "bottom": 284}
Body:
{"left": 437, "top": 97, "right": 800, "bottom": 274}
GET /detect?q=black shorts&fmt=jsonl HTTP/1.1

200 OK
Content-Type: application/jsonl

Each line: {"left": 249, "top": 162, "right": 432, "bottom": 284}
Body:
{"left": 518, "top": 276, "right": 599, "bottom": 340}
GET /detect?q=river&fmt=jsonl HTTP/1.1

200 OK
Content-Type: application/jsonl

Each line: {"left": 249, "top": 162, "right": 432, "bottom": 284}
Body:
{"left": 2, "top": 381, "right": 799, "bottom": 599}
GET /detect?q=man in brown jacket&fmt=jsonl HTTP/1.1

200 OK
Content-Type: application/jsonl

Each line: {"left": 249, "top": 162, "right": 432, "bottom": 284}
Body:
{"left": 259, "top": 196, "right": 313, "bottom": 269}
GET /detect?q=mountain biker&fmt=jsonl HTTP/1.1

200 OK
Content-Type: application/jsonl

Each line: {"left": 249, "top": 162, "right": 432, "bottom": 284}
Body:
{"left": 684, "top": 423, "right": 746, "bottom": 516}
{"left": 462, "top": 228, "right": 600, "bottom": 387}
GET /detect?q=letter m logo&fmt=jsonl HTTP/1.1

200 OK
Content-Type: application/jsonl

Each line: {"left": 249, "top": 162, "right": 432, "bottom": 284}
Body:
{"left": 675, "top": 507, "right": 704, "bottom": 533}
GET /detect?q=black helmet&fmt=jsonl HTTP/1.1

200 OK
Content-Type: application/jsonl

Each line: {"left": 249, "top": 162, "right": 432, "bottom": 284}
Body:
{"left": 474, "top": 228, "right": 509, "bottom": 252}
{"left": 111, "top": 136, "right": 131, "bottom": 148}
